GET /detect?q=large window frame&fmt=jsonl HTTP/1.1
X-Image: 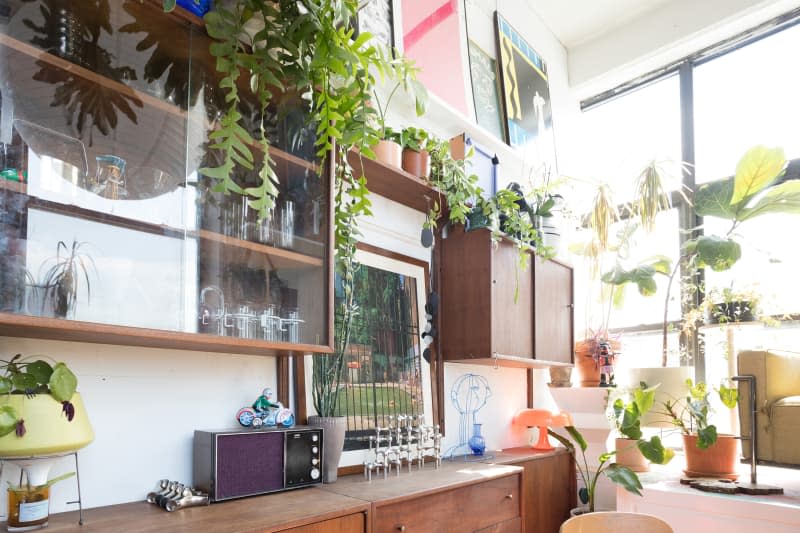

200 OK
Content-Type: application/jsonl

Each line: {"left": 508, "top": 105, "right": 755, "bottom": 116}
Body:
{"left": 579, "top": 10, "right": 800, "bottom": 380}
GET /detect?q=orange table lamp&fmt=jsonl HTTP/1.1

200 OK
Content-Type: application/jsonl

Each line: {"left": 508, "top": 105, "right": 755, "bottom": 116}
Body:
{"left": 513, "top": 408, "right": 573, "bottom": 451}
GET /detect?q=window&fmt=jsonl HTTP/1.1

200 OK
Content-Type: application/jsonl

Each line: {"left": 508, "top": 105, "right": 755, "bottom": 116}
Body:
{"left": 574, "top": 13, "right": 800, "bottom": 377}
{"left": 306, "top": 246, "right": 434, "bottom": 453}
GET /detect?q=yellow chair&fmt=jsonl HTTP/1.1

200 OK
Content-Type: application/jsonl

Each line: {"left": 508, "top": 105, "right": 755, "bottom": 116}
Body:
{"left": 560, "top": 511, "right": 673, "bottom": 533}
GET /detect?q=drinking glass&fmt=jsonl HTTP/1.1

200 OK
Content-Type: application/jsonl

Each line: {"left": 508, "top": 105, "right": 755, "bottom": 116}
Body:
{"left": 92, "top": 155, "right": 127, "bottom": 199}
{"left": 279, "top": 200, "right": 295, "bottom": 248}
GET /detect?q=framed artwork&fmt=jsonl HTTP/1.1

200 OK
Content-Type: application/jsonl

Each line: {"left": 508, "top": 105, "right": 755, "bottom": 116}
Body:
{"left": 467, "top": 39, "right": 504, "bottom": 141}
{"left": 494, "top": 12, "right": 557, "bottom": 171}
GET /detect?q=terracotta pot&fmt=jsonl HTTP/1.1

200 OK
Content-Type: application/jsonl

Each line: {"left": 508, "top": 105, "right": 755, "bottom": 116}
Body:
{"left": 401, "top": 149, "right": 430, "bottom": 178}
{"left": 682, "top": 433, "right": 739, "bottom": 480}
{"left": 574, "top": 338, "right": 620, "bottom": 387}
{"left": 615, "top": 438, "right": 649, "bottom": 472}
{"left": 373, "top": 139, "right": 402, "bottom": 168}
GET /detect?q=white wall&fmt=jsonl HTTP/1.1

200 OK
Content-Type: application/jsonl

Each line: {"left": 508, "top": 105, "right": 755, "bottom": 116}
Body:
{"left": 0, "top": 338, "right": 277, "bottom": 514}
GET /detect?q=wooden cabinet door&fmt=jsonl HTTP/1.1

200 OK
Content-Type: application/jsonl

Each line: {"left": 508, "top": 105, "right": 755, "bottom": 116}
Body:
{"left": 533, "top": 259, "right": 573, "bottom": 364}
{"left": 280, "top": 512, "right": 366, "bottom": 533}
{"left": 519, "top": 453, "right": 574, "bottom": 533}
{"left": 491, "top": 239, "right": 534, "bottom": 359}
{"left": 373, "top": 473, "right": 521, "bottom": 533}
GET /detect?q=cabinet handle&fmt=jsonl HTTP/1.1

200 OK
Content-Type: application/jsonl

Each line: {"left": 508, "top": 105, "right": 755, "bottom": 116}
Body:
{"left": 396, "top": 526, "right": 406, "bottom": 531}
{"left": 566, "top": 303, "right": 574, "bottom": 308}
{"left": 505, "top": 493, "right": 514, "bottom": 500}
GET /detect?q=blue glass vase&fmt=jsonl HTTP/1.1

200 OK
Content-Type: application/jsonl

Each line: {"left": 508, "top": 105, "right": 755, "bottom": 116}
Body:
{"left": 468, "top": 423, "right": 486, "bottom": 456}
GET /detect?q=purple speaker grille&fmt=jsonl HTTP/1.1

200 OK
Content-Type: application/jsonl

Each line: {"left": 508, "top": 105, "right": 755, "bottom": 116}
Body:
{"left": 216, "top": 432, "right": 284, "bottom": 499}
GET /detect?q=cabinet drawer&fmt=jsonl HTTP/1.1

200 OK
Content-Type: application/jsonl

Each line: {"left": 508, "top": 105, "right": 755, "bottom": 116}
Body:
{"left": 281, "top": 512, "right": 366, "bottom": 533}
{"left": 374, "top": 473, "right": 521, "bottom": 533}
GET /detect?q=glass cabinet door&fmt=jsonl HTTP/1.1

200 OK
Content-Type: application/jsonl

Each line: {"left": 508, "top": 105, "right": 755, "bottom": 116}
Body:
{"left": 0, "top": 0, "right": 331, "bottom": 354}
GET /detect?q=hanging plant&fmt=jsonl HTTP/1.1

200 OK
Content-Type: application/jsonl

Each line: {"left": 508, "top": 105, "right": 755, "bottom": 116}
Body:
{"left": 175, "top": 0, "right": 426, "bottom": 277}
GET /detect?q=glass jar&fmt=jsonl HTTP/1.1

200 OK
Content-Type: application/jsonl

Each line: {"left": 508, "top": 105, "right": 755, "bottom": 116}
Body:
{"left": 7, "top": 486, "right": 50, "bottom": 531}
{"left": 92, "top": 155, "right": 127, "bottom": 200}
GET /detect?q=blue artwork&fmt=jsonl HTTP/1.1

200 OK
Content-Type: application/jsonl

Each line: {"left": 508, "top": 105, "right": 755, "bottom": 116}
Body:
{"left": 494, "top": 12, "right": 557, "bottom": 171}
{"left": 177, "top": 0, "right": 211, "bottom": 17}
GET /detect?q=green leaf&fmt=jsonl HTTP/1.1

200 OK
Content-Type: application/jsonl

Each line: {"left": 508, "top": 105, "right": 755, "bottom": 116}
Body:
{"left": 694, "top": 178, "right": 737, "bottom": 219}
{"left": 633, "top": 386, "right": 656, "bottom": 415}
{"left": 637, "top": 436, "right": 674, "bottom": 465}
{"left": 565, "top": 426, "right": 588, "bottom": 452}
{"left": 697, "top": 425, "right": 718, "bottom": 449}
{"left": 718, "top": 383, "right": 738, "bottom": 409}
{"left": 162, "top": 0, "right": 176, "bottom": 13}
{"left": 605, "top": 464, "right": 643, "bottom": 496}
{"left": 0, "top": 377, "right": 12, "bottom": 395}
{"left": 738, "top": 180, "right": 800, "bottom": 221}
{"left": 26, "top": 361, "right": 54, "bottom": 386}
{"left": 49, "top": 363, "right": 77, "bottom": 403}
{"left": 11, "top": 373, "right": 37, "bottom": 391}
{"left": 0, "top": 405, "right": 18, "bottom": 438}
{"left": 685, "top": 235, "right": 741, "bottom": 272}
{"left": 731, "top": 145, "right": 785, "bottom": 205}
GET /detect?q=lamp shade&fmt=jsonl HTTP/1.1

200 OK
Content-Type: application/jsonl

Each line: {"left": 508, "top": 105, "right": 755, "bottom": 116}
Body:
{"left": 513, "top": 408, "right": 572, "bottom": 451}
{"left": 0, "top": 393, "right": 94, "bottom": 458}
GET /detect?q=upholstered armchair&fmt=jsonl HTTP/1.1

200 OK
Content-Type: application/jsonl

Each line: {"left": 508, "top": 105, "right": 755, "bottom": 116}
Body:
{"left": 737, "top": 350, "right": 800, "bottom": 466}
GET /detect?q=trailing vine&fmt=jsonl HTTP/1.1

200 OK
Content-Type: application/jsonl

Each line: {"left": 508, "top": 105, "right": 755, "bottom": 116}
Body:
{"left": 193, "top": 0, "right": 426, "bottom": 273}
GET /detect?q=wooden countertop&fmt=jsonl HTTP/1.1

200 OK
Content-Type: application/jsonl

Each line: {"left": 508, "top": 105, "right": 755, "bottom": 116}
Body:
{"left": 320, "top": 458, "right": 523, "bottom": 505}
{"left": 9, "top": 487, "right": 369, "bottom": 533}
{"left": 11, "top": 448, "right": 564, "bottom": 532}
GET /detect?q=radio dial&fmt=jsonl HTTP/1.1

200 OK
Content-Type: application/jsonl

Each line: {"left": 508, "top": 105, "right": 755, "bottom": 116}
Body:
{"left": 310, "top": 468, "right": 320, "bottom": 480}
{"left": 312, "top": 434, "right": 319, "bottom": 442}
{"left": 312, "top": 458, "right": 319, "bottom": 465}
{"left": 312, "top": 446, "right": 318, "bottom": 454}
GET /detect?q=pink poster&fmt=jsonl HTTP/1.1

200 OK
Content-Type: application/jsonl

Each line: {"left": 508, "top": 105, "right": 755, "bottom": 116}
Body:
{"left": 402, "top": 0, "right": 469, "bottom": 116}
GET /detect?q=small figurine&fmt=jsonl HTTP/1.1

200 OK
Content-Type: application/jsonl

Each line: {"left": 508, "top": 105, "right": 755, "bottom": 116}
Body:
{"left": 596, "top": 341, "right": 617, "bottom": 387}
{"left": 236, "top": 387, "right": 295, "bottom": 428}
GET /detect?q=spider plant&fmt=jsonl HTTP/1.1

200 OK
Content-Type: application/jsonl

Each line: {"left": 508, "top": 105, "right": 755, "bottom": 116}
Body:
{"left": 40, "top": 240, "right": 95, "bottom": 318}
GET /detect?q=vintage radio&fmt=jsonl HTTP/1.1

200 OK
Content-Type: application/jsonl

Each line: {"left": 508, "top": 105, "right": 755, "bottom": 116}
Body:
{"left": 193, "top": 426, "right": 323, "bottom": 501}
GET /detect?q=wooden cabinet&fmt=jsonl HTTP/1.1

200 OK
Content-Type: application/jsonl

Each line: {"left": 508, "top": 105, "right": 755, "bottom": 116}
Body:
{"left": 439, "top": 225, "right": 573, "bottom": 368}
{"left": 489, "top": 449, "right": 575, "bottom": 533}
{"left": 281, "top": 513, "right": 365, "bottom": 533}
{"left": 372, "top": 473, "right": 521, "bottom": 533}
{"left": 0, "top": 0, "right": 332, "bottom": 356}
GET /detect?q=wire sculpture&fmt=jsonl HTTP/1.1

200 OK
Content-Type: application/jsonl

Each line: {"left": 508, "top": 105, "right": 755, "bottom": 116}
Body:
{"left": 443, "top": 373, "right": 493, "bottom": 461}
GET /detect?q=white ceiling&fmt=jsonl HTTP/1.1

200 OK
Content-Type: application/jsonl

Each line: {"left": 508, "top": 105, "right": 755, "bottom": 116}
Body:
{"left": 529, "top": 0, "right": 674, "bottom": 48}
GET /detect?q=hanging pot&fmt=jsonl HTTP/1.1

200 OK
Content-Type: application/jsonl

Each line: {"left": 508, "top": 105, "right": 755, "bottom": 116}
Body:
{"left": 373, "top": 139, "right": 402, "bottom": 168}
{"left": 682, "top": 433, "right": 739, "bottom": 480}
{"left": 307, "top": 415, "right": 346, "bottom": 483}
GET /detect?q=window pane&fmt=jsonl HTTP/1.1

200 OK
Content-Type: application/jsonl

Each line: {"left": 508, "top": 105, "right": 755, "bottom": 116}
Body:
{"left": 695, "top": 23, "right": 800, "bottom": 183}
{"left": 570, "top": 76, "right": 683, "bottom": 205}
{"left": 703, "top": 214, "right": 800, "bottom": 316}
{"left": 333, "top": 264, "right": 425, "bottom": 451}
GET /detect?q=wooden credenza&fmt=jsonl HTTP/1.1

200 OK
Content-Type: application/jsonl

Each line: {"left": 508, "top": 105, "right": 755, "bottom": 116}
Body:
{"left": 321, "top": 461, "right": 524, "bottom": 533}
{"left": 12, "top": 450, "right": 572, "bottom": 533}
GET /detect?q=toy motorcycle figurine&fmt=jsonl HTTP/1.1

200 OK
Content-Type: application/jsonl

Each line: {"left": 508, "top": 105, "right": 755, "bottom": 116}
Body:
{"left": 236, "top": 387, "right": 295, "bottom": 428}
{"left": 596, "top": 341, "right": 617, "bottom": 387}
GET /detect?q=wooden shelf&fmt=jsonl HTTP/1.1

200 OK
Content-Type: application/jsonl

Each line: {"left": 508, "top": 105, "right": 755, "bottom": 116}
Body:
{"left": 198, "top": 229, "right": 323, "bottom": 269}
{"left": 0, "top": 313, "right": 332, "bottom": 357}
{"left": 0, "top": 179, "right": 26, "bottom": 194}
{"left": 446, "top": 354, "right": 574, "bottom": 369}
{"left": 347, "top": 151, "right": 437, "bottom": 212}
{"left": 0, "top": 34, "right": 189, "bottom": 121}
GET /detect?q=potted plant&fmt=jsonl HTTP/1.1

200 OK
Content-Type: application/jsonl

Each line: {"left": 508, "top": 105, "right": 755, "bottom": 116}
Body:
{"left": 0, "top": 353, "right": 94, "bottom": 457}
{"left": 371, "top": 81, "right": 428, "bottom": 169}
{"left": 24, "top": 240, "right": 95, "bottom": 319}
{"left": 399, "top": 126, "right": 430, "bottom": 178}
{"left": 702, "top": 286, "right": 760, "bottom": 325}
{"left": 654, "top": 378, "right": 739, "bottom": 479}
{"left": 547, "top": 425, "right": 645, "bottom": 514}
{"left": 609, "top": 383, "right": 674, "bottom": 472}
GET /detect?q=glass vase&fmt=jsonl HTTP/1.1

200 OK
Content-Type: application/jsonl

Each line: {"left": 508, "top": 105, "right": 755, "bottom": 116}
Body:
{"left": 468, "top": 423, "right": 486, "bottom": 456}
